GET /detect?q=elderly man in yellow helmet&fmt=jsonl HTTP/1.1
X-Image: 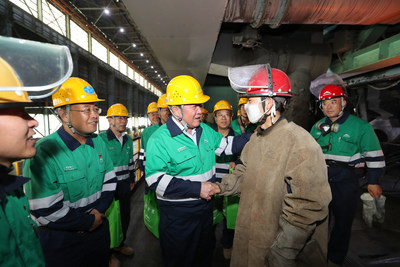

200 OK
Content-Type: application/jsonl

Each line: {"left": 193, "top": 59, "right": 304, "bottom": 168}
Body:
{"left": 100, "top": 103, "right": 135, "bottom": 264}
{"left": 0, "top": 36, "right": 72, "bottom": 267}
{"left": 140, "top": 94, "right": 171, "bottom": 237}
{"left": 23, "top": 77, "right": 117, "bottom": 267}
{"left": 145, "top": 75, "right": 252, "bottom": 267}
{"left": 147, "top": 102, "right": 160, "bottom": 125}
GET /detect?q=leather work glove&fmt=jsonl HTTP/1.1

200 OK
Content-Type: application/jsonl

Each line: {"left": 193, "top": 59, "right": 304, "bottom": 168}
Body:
{"left": 264, "top": 218, "right": 310, "bottom": 267}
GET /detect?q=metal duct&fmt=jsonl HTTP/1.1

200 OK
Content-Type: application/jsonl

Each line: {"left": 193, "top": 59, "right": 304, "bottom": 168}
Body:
{"left": 224, "top": 0, "right": 400, "bottom": 27}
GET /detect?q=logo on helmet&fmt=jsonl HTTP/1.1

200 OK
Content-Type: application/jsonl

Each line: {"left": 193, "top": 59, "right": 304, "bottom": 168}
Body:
{"left": 84, "top": 86, "right": 94, "bottom": 94}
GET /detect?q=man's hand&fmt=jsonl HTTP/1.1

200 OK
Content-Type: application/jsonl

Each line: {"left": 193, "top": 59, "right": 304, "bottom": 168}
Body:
{"left": 200, "top": 182, "right": 221, "bottom": 200}
{"left": 130, "top": 182, "right": 135, "bottom": 191}
{"left": 229, "top": 162, "right": 236, "bottom": 170}
{"left": 89, "top": 209, "right": 106, "bottom": 231}
{"left": 368, "top": 184, "right": 383, "bottom": 199}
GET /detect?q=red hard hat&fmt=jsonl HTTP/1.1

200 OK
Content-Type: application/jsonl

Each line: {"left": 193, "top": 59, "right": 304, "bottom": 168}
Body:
{"left": 319, "top": 85, "right": 346, "bottom": 101}
{"left": 245, "top": 67, "right": 292, "bottom": 98}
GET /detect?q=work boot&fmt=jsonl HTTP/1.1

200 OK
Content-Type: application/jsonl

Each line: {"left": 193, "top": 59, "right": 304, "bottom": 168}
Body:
{"left": 223, "top": 248, "right": 232, "bottom": 260}
{"left": 374, "top": 194, "right": 386, "bottom": 224}
{"left": 360, "top": 193, "right": 376, "bottom": 227}
{"left": 109, "top": 254, "right": 120, "bottom": 267}
{"left": 113, "top": 244, "right": 135, "bottom": 256}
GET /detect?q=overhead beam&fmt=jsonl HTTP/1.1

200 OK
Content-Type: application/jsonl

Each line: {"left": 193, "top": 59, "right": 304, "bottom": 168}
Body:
{"left": 331, "top": 33, "right": 400, "bottom": 77}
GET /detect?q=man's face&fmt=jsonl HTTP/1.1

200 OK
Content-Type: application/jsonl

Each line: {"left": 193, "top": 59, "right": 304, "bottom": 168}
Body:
{"left": 173, "top": 104, "right": 202, "bottom": 128}
{"left": 240, "top": 104, "right": 248, "bottom": 118}
{"left": 321, "top": 98, "right": 346, "bottom": 120}
{"left": 148, "top": 112, "right": 160, "bottom": 125}
{"left": 0, "top": 108, "right": 38, "bottom": 166}
{"left": 108, "top": 116, "right": 127, "bottom": 132}
{"left": 159, "top": 108, "right": 171, "bottom": 124}
{"left": 201, "top": 113, "right": 207, "bottom": 122}
{"left": 68, "top": 103, "right": 99, "bottom": 134}
{"left": 215, "top": 110, "right": 232, "bottom": 130}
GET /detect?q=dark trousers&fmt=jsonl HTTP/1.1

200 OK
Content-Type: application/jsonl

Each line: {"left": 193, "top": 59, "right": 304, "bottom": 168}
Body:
{"left": 221, "top": 220, "right": 234, "bottom": 249}
{"left": 159, "top": 202, "right": 215, "bottom": 267}
{"left": 116, "top": 180, "right": 132, "bottom": 245}
{"left": 327, "top": 177, "right": 359, "bottom": 264}
{"left": 39, "top": 219, "right": 110, "bottom": 267}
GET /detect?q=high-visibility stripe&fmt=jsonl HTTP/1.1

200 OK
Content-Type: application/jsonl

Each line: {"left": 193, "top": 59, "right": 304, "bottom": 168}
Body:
{"left": 215, "top": 137, "right": 227, "bottom": 156}
{"left": 28, "top": 191, "right": 64, "bottom": 210}
{"left": 104, "top": 170, "right": 117, "bottom": 183}
{"left": 33, "top": 206, "right": 69, "bottom": 225}
{"left": 366, "top": 161, "right": 386, "bottom": 168}
{"left": 102, "top": 183, "right": 116, "bottom": 192}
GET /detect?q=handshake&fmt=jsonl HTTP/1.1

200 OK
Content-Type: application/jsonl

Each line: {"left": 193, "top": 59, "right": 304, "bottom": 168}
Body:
{"left": 200, "top": 182, "right": 221, "bottom": 201}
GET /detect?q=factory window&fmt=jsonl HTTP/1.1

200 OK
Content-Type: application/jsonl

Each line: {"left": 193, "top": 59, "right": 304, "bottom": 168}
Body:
{"left": 42, "top": 2, "right": 66, "bottom": 36}
{"left": 92, "top": 38, "right": 108, "bottom": 64}
{"left": 10, "top": 0, "right": 38, "bottom": 18}
{"left": 128, "top": 67, "right": 134, "bottom": 80}
{"left": 109, "top": 52, "right": 119, "bottom": 71}
{"left": 120, "top": 59, "right": 127, "bottom": 76}
{"left": 70, "top": 20, "right": 88, "bottom": 50}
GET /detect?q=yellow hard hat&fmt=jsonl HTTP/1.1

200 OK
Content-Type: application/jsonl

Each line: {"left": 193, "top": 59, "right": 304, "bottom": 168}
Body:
{"left": 52, "top": 77, "right": 104, "bottom": 108}
{"left": 147, "top": 102, "right": 158, "bottom": 113}
{"left": 107, "top": 103, "right": 129, "bottom": 118}
{"left": 157, "top": 94, "right": 168, "bottom": 108}
{"left": 202, "top": 108, "right": 208, "bottom": 114}
{"left": 0, "top": 57, "right": 31, "bottom": 106}
{"left": 238, "top": 97, "right": 248, "bottom": 106}
{"left": 213, "top": 100, "right": 233, "bottom": 115}
{"left": 166, "top": 75, "right": 210, "bottom": 105}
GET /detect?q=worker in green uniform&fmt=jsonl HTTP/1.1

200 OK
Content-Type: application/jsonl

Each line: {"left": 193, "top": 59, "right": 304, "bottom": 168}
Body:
{"left": 231, "top": 97, "right": 257, "bottom": 135}
{"left": 140, "top": 94, "right": 171, "bottom": 237}
{"left": 212, "top": 100, "right": 240, "bottom": 260}
{"left": 100, "top": 103, "right": 135, "bottom": 264}
{"left": 23, "top": 77, "right": 117, "bottom": 267}
{"left": 201, "top": 107, "right": 212, "bottom": 126}
{"left": 147, "top": 102, "right": 160, "bottom": 126}
{"left": 0, "top": 36, "right": 73, "bottom": 267}
{"left": 145, "top": 75, "right": 251, "bottom": 267}
{"left": 310, "top": 84, "right": 385, "bottom": 266}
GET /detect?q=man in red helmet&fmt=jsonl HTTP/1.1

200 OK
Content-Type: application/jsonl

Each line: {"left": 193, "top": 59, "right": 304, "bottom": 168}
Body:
{"left": 310, "top": 84, "right": 385, "bottom": 266}
{"left": 215, "top": 64, "right": 331, "bottom": 266}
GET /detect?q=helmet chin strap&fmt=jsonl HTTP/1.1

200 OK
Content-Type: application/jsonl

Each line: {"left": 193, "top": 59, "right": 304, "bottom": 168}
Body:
{"left": 259, "top": 98, "right": 276, "bottom": 125}
{"left": 169, "top": 106, "right": 191, "bottom": 132}
{"left": 111, "top": 118, "right": 125, "bottom": 133}
{"left": 65, "top": 105, "right": 92, "bottom": 137}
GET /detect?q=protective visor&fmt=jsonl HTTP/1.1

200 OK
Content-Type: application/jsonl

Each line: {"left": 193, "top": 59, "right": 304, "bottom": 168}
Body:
{"left": 0, "top": 36, "right": 73, "bottom": 99}
{"left": 228, "top": 64, "right": 270, "bottom": 94}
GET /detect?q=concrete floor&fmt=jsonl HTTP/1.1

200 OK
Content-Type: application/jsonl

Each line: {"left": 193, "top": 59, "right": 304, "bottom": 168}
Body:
{"left": 117, "top": 180, "right": 400, "bottom": 267}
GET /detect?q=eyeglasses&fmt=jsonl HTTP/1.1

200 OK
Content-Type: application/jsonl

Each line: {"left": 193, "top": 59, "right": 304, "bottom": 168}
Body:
{"left": 70, "top": 107, "right": 102, "bottom": 115}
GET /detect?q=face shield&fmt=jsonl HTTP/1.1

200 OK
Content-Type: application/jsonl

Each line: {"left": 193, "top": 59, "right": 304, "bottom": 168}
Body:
{"left": 309, "top": 72, "right": 345, "bottom": 99}
{"left": 228, "top": 64, "right": 270, "bottom": 94}
{"left": 0, "top": 36, "right": 73, "bottom": 100}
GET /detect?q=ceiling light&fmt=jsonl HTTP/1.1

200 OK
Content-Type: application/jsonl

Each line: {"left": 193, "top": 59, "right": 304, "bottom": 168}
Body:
{"left": 132, "top": 43, "right": 136, "bottom": 48}
{"left": 146, "top": 60, "right": 149, "bottom": 63}
{"left": 119, "top": 28, "right": 125, "bottom": 33}
{"left": 155, "top": 71, "right": 158, "bottom": 73}
{"left": 104, "top": 8, "right": 110, "bottom": 15}
{"left": 151, "top": 66, "right": 154, "bottom": 69}
{"left": 140, "top": 53, "right": 144, "bottom": 57}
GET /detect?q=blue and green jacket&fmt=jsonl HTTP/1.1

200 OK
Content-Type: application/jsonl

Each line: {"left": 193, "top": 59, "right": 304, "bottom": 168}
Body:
{"left": 145, "top": 116, "right": 251, "bottom": 208}
{"left": 310, "top": 112, "right": 385, "bottom": 184}
{"left": 100, "top": 129, "right": 135, "bottom": 198}
{"left": 0, "top": 165, "right": 44, "bottom": 267}
{"left": 139, "top": 122, "right": 161, "bottom": 172}
{"left": 23, "top": 127, "right": 117, "bottom": 231}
